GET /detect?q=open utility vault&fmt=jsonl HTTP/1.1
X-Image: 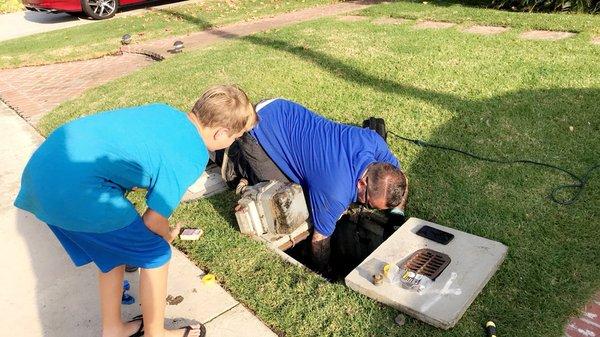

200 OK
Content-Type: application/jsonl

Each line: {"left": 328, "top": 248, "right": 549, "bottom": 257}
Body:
{"left": 345, "top": 217, "right": 508, "bottom": 329}
{"left": 182, "top": 170, "right": 508, "bottom": 329}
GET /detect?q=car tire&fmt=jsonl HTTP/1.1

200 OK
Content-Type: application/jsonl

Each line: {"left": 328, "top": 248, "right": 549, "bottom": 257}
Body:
{"left": 81, "top": 0, "right": 118, "bottom": 20}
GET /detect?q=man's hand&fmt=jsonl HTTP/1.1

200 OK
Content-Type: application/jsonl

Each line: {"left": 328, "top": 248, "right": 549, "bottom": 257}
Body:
{"left": 311, "top": 231, "right": 331, "bottom": 274}
{"left": 142, "top": 208, "right": 181, "bottom": 243}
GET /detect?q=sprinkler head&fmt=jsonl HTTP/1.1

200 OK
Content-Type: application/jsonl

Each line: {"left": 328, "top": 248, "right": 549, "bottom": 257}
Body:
{"left": 173, "top": 40, "right": 184, "bottom": 53}
{"left": 121, "top": 34, "right": 132, "bottom": 45}
{"left": 372, "top": 273, "right": 383, "bottom": 286}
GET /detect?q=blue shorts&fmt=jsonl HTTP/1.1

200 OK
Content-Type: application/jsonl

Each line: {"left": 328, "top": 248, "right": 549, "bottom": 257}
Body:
{"left": 48, "top": 217, "right": 171, "bottom": 273}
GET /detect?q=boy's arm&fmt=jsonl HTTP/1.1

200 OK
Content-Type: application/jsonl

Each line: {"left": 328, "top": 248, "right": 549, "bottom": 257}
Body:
{"left": 142, "top": 208, "right": 181, "bottom": 243}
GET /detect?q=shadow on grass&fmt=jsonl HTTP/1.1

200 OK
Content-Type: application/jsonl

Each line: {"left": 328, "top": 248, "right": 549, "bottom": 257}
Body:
{"left": 156, "top": 8, "right": 215, "bottom": 28}
{"left": 239, "top": 33, "right": 599, "bottom": 204}
{"left": 195, "top": 94, "right": 599, "bottom": 335}
{"left": 160, "top": 8, "right": 599, "bottom": 335}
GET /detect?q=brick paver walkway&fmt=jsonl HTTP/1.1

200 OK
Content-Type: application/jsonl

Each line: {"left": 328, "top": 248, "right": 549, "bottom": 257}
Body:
{"left": 0, "top": 1, "right": 372, "bottom": 125}
{"left": 1, "top": 4, "right": 595, "bottom": 126}
{"left": 0, "top": 53, "right": 153, "bottom": 125}
{"left": 565, "top": 291, "right": 600, "bottom": 337}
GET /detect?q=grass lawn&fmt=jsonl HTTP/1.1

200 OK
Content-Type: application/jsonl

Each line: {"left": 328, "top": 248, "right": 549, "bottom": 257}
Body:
{"left": 362, "top": 0, "right": 600, "bottom": 34}
{"left": 0, "top": 0, "right": 338, "bottom": 69}
{"left": 0, "top": 0, "right": 24, "bottom": 13}
{"left": 39, "top": 2, "right": 599, "bottom": 336}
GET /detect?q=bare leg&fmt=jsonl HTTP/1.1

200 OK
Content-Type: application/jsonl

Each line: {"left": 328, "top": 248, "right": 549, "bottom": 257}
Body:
{"left": 140, "top": 262, "right": 169, "bottom": 337}
{"left": 140, "top": 262, "right": 203, "bottom": 337}
{"left": 98, "top": 265, "right": 142, "bottom": 337}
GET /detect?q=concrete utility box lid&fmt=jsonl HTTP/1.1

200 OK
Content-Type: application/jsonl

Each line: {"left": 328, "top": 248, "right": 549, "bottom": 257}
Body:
{"left": 345, "top": 217, "right": 508, "bottom": 329}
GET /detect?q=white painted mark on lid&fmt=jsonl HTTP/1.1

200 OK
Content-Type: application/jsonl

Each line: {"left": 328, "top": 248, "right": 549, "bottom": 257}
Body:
{"left": 419, "top": 272, "right": 463, "bottom": 312}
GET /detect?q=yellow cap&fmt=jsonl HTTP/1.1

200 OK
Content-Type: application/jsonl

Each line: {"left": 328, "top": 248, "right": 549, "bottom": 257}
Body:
{"left": 202, "top": 274, "right": 216, "bottom": 285}
{"left": 486, "top": 321, "right": 496, "bottom": 328}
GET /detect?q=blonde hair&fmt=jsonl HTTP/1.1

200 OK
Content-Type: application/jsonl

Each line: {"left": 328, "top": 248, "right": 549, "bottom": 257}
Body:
{"left": 191, "top": 85, "right": 257, "bottom": 134}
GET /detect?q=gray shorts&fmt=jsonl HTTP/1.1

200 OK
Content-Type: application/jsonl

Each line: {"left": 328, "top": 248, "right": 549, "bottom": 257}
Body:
{"left": 218, "top": 132, "right": 290, "bottom": 186}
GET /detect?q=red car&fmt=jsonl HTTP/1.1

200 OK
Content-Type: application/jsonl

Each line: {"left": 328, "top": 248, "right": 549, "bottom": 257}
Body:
{"left": 22, "top": 0, "right": 145, "bottom": 19}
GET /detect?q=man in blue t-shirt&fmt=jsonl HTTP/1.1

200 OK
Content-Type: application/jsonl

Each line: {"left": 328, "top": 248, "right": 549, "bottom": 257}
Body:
{"left": 224, "top": 98, "right": 407, "bottom": 270}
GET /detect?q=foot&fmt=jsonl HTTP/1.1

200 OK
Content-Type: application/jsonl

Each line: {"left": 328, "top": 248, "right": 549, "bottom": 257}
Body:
{"left": 164, "top": 324, "right": 205, "bottom": 337}
{"left": 235, "top": 178, "right": 248, "bottom": 195}
{"left": 102, "top": 319, "right": 143, "bottom": 337}
{"left": 123, "top": 319, "right": 144, "bottom": 336}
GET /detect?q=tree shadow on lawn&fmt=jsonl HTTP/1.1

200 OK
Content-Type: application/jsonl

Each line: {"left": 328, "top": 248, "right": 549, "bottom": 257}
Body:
{"left": 156, "top": 8, "right": 215, "bottom": 28}
{"left": 159, "top": 9, "right": 599, "bottom": 334}
{"left": 243, "top": 34, "right": 599, "bottom": 333}
{"left": 196, "top": 85, "right": 599, "bottom": 335}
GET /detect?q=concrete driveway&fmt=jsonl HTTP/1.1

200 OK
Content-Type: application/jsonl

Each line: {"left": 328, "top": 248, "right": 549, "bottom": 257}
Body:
{"left": 0, "top": 0, "right": 201, "bottom": 42}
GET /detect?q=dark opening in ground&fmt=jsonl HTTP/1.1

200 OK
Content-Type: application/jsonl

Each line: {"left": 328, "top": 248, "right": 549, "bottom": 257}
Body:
{"left": 285, "top": 206, "right": 405, "bottom": 281}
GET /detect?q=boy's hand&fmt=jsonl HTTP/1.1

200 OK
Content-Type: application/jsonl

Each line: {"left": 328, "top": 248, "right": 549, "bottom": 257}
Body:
{"left": 142, "top": 208, "right": 181, "bottom": 243}
{"left": 164, "top": 222, "right": 182, "bottom": 243}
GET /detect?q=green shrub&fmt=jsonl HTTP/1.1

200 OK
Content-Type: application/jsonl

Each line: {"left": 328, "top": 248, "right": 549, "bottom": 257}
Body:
{"left": 490, "top": 0, "right": 599, "bottom": 13}
{"left": 422, "top": 0, "right": 599, "bottom": 13}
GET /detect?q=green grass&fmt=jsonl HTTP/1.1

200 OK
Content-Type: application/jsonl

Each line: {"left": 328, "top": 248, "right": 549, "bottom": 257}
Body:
{"left": 0, "top": 0, "right": 338, "bottom": 69}
{"left": 40, "top": 4, "right": 599, "bottom": 337}
{"left": 0, "top": 0, "right": 24, "bottom": 13}
{"left": 362, "top": 0, "right": 600, "bottom": 34}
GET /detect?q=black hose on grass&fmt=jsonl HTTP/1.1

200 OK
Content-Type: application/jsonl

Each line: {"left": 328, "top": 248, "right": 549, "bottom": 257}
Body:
{"left": 388, "top": 131, "right": 599, "bottom": 205}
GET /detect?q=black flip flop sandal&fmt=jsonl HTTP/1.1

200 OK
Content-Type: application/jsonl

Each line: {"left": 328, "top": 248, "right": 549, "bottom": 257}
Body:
{"left": 182, "top": 323, "right": 206, "bottom": 337}
{"left": 129, "top": 314, "right": 144, "bottom": 337}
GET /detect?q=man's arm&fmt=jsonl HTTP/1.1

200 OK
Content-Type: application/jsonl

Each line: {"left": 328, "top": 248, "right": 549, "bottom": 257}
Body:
{"left": 311, "top": 231, "right": 331, "bottom": 273}
{"left": 142, "top": 208, "right": 181, "bottom": 243}
{"left": 307, "top": 190, "right": 346, "bottom": 275}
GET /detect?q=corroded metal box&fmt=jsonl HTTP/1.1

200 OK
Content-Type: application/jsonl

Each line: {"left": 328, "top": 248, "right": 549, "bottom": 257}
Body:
{"left": 235, "top": 181, "right": 310, "bottom": 236}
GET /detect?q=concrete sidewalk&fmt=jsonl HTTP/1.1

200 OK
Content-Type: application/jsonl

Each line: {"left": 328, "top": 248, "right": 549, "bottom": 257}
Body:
{"left": 0, "top": 101, "right": 276, "bottom": 337}
{"left": 0, "top": 11, "right": 89, "bottom": 43}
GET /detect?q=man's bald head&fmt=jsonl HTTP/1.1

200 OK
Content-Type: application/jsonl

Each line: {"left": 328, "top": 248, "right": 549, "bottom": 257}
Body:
{"left": 365, "top": 163, "right": 406, "bottom": 209}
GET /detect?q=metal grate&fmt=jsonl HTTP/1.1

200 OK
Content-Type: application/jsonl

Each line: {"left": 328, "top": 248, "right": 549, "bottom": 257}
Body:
{"left": 402, "top": 248, "right": 451, "bottom": 281}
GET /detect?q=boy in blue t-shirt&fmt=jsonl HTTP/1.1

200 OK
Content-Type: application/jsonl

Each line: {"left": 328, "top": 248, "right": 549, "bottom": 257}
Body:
{"left": 14, "top": 85, "right": 257, "bottom": 337}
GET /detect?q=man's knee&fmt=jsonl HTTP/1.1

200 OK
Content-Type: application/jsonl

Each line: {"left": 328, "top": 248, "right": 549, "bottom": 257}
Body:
{"left": 232, "top": 133, "right": 289, "bottom": 184}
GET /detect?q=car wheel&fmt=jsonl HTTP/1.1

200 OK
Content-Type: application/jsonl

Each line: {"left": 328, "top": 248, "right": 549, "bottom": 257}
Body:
{"left": 81, "top": 0, "right": 118, "bottom": 20}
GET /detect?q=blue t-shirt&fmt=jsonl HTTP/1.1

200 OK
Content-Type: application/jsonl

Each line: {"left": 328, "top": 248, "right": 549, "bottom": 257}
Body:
{"left": 250, "top": 99, "right": 400, "bottom": 237}
{"left": 14, "top": 104, "right": 208, "bottom": 233}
